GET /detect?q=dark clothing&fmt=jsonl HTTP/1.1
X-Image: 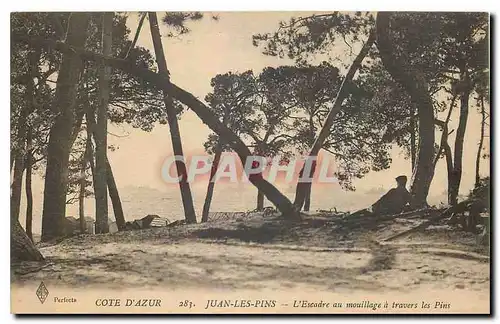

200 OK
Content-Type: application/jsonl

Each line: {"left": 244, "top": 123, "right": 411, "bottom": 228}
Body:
{"left": 372, "top": 187, "right": 411, "bottom": 215}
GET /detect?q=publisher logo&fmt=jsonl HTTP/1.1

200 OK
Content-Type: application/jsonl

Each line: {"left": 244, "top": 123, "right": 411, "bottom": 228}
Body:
{"left": 36, "top": 281, "right": 49, "bottom": 304}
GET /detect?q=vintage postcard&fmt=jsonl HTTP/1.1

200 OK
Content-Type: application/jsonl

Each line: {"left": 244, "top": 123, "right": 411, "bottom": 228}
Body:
{"left": 10, "top": 11, "right": 490, "bottom": 314}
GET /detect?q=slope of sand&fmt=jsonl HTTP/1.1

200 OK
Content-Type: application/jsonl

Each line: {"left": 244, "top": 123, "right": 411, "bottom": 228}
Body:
{"left": 11, "top": 213, "right": 490, "bottom": 314}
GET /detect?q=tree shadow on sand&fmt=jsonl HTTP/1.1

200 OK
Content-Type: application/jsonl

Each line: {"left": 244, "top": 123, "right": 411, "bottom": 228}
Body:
{"left": 191, "top": 222, "right": 283, "bottom": 244}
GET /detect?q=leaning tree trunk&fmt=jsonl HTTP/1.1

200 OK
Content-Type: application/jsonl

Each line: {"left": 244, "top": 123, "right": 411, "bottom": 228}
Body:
{"left": 24, "top": 131, "right": 34, "bottom": 242}
{"left": 94, "top": 12, "right": 113, "bottom": 234}
{"left": 449, "top": 71, "right": 472, "bottom": 206}
{"left": 123, "top": 12, "right": 147, "bottom": 59}
{"left": 106, "top": 158, "right": 126, "bottom": 230}
{"left": 293, "top": 30, "right": 376, "bottom": 210}
{"left": 201, "top": 147, "right": 222, "bottom": 223}
{"left": 376, "top": 12, "right": 435, "bottom": 208}
{"left": 13, "top": 34, "right": 300, "bottom": 220}
{"left": 11, "top": 220, "right": 44, "bottom": 262}
{"left": 475, "top": 95, "right": 486, "bottom": 188}
{"left": 148, "top": 12, "right": 197, "bottom": 223}
{"left": 41, "top": 13, "right": 90, "bottom": 242}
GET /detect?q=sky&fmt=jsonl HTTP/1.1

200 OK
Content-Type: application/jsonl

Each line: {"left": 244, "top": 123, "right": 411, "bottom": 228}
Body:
{"left": 18, "top": 12, "right": 490, "bottom": 233}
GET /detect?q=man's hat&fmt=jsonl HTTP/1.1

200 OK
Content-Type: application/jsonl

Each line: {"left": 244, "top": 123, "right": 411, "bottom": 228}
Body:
{"left": 396, "top": 175, "right": 407, "bottom": 183}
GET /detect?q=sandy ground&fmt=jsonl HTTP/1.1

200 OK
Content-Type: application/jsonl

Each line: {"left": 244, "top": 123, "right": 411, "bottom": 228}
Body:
{"left": 11, "top": 212, "right": 490, "bottom": 313}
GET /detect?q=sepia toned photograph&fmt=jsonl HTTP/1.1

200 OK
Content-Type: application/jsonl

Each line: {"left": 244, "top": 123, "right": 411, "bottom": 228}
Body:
{"left": 10, "top": 11, "right": 490, "bottom": 314}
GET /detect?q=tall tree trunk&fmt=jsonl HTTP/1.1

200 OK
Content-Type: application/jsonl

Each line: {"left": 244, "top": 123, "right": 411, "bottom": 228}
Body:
{"left": 86, "top": 107, "right": 126, "bottom": 231}
{"left": 449, "top": 71, "right": 471, "bottom": 205}
{"left": 11, "top": 121, "right": 27, "bottom": 223}
{"left": 94, "top": 12, "right": 112, "bottom": 234}
{"left": 435, "top": 128, "right": 455, "bottom": 206}
{"left": 41, "top": 13, "right": 90, "bottom": 242}
{"left": 79, "top": 133, "right": 92, "bottom": 234}
{"left": 410, "top": 106, "right": 417, "bottom": 170}
{"left": 11, "top": 48, "right": 40, "bottom": 221}
{"left": 148, "top": 12, "right": 197, "bottom": 223}
{"left": 444, "top": 143, "right": 454, "bottom": 206}
{"left": 11, "top": 152, "right": 16, "bottom": 174}
{"left": 12, "top": 111, "right": 39, "bottom": 258}
{"left": 15, "top": 35, "right": 300, "bottom": 220}
{"left": 257, "top": 190, "right": 264, "bottom": 211}
{"left": 70, "top": 109, "right": 85, "bottom": 147}
{"left": 376, "top": 12, "right": 435, "bottom": 208}
{"left": 293, "top": 30, "right": 376, "bottom": 210}
{"left": 85, "top": 109, "right": 98, "bottom": 192}
{"left": 201, "top": 148, "right": 222, "bottom": 223}
{"left": 11, "top": 157, "right": 25, "bottom": 222}
{"left": 304, "top": 186, "right": 311, "bottom": 212}
{"left": 78, "top": 165, "right": 86, "bottom": 233}
{"left": 84, "top": 90, "right": 99, "bottom": 226}
{"left": 303, "top": 120, "right": 314, "bottom": 212}
{"left": 475, "top": 96, "right": 486, "bottom": 187}
{"left": 25, "top": 131, "right": 33, "bottom": 242}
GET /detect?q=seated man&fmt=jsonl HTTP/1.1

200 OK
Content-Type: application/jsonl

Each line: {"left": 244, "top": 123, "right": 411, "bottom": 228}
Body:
{"left": 371, "top": 175, "right": 412, "bottom": 215}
